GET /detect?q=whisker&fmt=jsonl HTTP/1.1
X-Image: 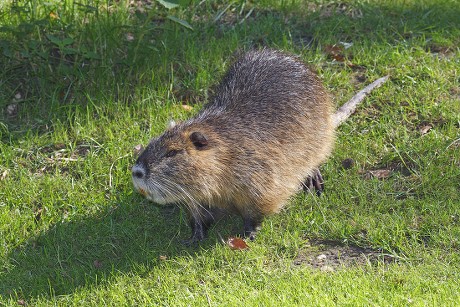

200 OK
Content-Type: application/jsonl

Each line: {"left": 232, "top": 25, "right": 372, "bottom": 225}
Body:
{"left": 159, "top": 177, "right": 213, "bottom": 219}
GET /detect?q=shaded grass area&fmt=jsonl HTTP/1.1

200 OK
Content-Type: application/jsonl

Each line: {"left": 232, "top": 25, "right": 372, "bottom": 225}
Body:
{"left": 1, "top": 0, "right": 459, "bottom": 305}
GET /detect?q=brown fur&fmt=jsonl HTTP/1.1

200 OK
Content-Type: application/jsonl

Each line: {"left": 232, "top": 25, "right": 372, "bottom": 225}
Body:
{"left": 132, "top": 49, "right": 334, "bottom": 243}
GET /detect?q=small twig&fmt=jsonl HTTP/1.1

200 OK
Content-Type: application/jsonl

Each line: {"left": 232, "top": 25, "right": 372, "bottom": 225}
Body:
{"left": 200, "top": 282, "right": 213, "bottom": 307}
{"left": 54, "top": 157, "right": 79, "bottom": 162}
{"left": 446, "top": 137, "right": 460, "bottom": 149}
{"left": 333, "top": 75, "right": 390, "bottom": 128}
{"left": 239, "top": 7, "right": 254, "bottom": 24}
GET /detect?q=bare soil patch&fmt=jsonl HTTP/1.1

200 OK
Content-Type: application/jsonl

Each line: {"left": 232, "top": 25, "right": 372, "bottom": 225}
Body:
{"left": 293, "top": 240, "right": 396, "bottom": 271}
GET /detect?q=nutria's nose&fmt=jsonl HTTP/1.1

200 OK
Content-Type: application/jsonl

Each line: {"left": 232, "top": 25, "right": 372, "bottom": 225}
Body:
{"left": 132, "top": 165, "right": 146, "bottom": 179}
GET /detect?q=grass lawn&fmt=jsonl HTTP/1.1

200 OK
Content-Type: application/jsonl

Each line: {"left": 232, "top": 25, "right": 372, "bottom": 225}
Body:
{"left": 1, "top": 0, "right": 459, "bottom": 305}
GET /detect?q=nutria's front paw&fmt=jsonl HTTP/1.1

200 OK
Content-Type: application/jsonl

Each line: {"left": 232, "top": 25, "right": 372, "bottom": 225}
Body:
{"left": 303, "top": 169, "right": 324, "bottom": 196}
{"left": 182, "top": 219, "right": 208, "bottom": 245}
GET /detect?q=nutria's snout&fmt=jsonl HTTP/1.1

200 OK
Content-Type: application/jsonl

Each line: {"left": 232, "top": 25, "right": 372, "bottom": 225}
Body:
{"left": 131, "top": 163, "right": 152, "bottom": 199}
{"left": 131, "top": 163, "right": 148, "bottom": 195}
{"left": 132, "top": 164, "right": 146, "bottom": 179}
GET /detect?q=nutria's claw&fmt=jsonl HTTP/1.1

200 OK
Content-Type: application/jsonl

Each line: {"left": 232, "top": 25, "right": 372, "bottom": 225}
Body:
{"left": 303, "top": 169, "right": 324, "bottom": 196}
{"left": 181, "top": 230, "right": 207, "bottom": 246}
{"left": 243, "top": 217, "right": 262, "bottom": 241}
{"left": 245, "top": 231, "right": 257, "bottom": 241}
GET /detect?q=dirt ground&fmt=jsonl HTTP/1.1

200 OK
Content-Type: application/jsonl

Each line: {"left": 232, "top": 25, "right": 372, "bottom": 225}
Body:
{"left": 293, "top": 240, "right": 397, "bottom": 272}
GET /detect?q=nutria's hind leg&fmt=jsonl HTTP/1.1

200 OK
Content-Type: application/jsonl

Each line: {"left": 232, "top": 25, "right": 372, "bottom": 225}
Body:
{"left": 243, "top": 216, "right": 263, "bottom": 241}
{"left": 302, "top": 168, "right": 324, "bottom": 196}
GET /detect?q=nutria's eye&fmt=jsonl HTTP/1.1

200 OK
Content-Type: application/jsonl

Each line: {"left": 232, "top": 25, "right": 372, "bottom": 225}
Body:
{"left": 190, "top": 131, "right": 208, "bottom": 150}
{"left": 165, "top": 149, "right": 180, "bottom": 158}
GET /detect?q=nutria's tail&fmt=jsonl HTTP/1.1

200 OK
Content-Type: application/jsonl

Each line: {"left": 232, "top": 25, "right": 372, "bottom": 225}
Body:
{"left": 333, "top": 75, "right": 390, "bottom": 128}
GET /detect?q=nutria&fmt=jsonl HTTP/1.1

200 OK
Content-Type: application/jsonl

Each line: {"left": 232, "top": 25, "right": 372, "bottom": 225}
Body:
{"left": 132, "top": 49, "right": 388, "bottom": 244}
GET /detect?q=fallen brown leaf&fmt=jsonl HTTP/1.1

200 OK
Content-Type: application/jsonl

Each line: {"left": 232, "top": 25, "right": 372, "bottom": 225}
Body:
{"left": 0, "top": 169, "right": 8, "bottom": 180}
{"left": 227, "top": 237, "right": 249, "bottom": 250}
{"left": 324, "top": 44, "right": 345, "bottom": 62}
{"left": 419, "top": 125, "right": 432, "bottom": 135}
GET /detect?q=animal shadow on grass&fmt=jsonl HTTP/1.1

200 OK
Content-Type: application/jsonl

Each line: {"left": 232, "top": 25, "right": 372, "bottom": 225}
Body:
{"left": 0, "top": 193, "right": 232, "bottom": 299}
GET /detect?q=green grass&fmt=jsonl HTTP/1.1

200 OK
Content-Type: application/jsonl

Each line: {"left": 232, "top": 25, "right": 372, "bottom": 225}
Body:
{"left": 1, "top": 0, "right": 460, "bottom": 305}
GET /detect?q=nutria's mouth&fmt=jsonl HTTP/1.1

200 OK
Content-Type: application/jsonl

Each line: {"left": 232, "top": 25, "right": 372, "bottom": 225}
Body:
{"left": 138, "top": 188, "right": 147, "bottom": 197}
{"left": 133, "top": 182, "right": 171, "bottom": 205}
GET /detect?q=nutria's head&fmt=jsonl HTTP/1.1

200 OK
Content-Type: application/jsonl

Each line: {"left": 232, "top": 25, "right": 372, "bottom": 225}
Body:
{"left": 132, "top": 123, "right": 225, "bottom": 207}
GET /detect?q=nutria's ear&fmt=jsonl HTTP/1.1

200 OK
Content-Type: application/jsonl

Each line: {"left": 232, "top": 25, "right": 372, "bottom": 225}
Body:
{"left": 190, "top": 132, "right": 208, "bottom": 150}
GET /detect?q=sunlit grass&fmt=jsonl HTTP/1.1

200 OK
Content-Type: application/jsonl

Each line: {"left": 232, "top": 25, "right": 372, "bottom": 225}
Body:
{"left": 1, "top": 0, "right": 459, "bottom": 305}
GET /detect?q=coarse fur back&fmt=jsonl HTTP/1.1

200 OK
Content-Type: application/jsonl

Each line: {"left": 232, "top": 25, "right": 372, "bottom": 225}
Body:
{"left": 132, "top": 49, "right": 335, "bottom": 242}
{"left": 194, "top": 49, "right": 334, "bottom": 213}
